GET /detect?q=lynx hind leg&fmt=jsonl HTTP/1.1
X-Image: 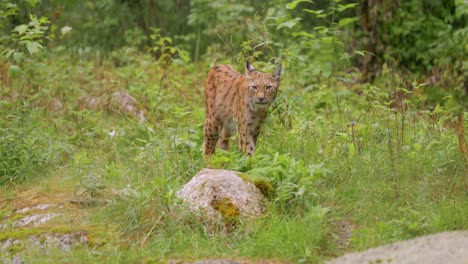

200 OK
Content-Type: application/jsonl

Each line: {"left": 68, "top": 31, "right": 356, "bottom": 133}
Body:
{"left": 204, "top": 118, "right": 220, "bottom": 155}
{"left": 217, "top": 121, "right": 236, "bottom": 151}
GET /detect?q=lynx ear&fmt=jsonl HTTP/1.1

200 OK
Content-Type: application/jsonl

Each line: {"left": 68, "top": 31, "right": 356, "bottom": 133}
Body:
{"left": 273, "top": 64, "right": 282, "bottom": 80}
{"left": 245, "top": 60, "right": 256, "bottom": 76}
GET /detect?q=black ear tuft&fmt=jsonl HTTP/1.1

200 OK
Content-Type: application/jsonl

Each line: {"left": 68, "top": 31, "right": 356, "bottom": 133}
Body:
{"left": 273, "top": 64, "right": 282, "bottom": 79}
{"left": 245, "top": 60, "right": 256, "bottom": 75}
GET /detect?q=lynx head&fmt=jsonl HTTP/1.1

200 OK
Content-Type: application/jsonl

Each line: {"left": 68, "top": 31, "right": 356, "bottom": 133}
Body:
{"left": 245, "top": 60, "right": 282, "bottom": 109}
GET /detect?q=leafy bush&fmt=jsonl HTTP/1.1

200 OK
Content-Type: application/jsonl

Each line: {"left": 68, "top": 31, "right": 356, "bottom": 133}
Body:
{"left": 0, "top": 1, "right": 55, "bottom": 66}
{"left": 210, "top": 151, "right": 328, "bottom": 214}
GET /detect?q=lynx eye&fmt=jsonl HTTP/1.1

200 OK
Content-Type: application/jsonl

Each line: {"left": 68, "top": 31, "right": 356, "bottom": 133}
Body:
{"left": 265, "top": 85, "right": 273, "bottom": 90}
{"left": 250, "top": 86, "right": 258, "bottom": 90}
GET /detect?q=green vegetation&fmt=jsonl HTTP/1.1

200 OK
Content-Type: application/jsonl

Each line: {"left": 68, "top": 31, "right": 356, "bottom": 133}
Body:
{"left": 1, "top": 0, "right": 467, "bottom": 263}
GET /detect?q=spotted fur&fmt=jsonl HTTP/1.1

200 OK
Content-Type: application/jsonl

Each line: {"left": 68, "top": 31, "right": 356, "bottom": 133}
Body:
{"left": 204, "top": 61, "right": 282, "bottom": 156}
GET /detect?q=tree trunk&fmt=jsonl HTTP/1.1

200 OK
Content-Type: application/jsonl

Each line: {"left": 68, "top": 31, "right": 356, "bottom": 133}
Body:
{"left": 359, "top": 0, "right": 394, "bottom": 83}
{"left": 360, "top": 0, "right": 379, "bottom": 82}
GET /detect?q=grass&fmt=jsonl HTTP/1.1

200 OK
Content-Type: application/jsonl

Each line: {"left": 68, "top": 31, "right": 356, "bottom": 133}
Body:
{"left": 0, "top": 49, "right": 467, "bottom": 263}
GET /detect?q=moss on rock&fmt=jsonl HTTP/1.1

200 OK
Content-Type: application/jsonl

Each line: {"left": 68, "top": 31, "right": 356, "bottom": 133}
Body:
{"left": 236, "top": 172, "right": 274, "bottom": 199}
{"left": 210, "top": 197, "right": 240, "bottom": 220}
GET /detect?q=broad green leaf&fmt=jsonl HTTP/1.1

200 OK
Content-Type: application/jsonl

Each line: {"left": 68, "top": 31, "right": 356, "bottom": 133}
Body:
{"left": 277, "top": 18, "right": 302, "bottom": 30}
{"left": 1, "top": 3, "right": 18, "bottom": 17}
{"left": 353, "top": 50, "right": 365, "bottom": 56}
{"left": 13, "top": 24, "right": 28, "bottom": 35}
{"left": 317, "top": 36, "right": 334, "bottom": 45}
{"left": 292, "top": 31, "right": 316, "bottom": 39}
{"left": 39, "top": 16, "right": 50, "bottom": 24}
{"left": 5, "top": 3, "right": 17, "bottom": 9}
{"left": 303, "top": 9, "right": 324, "bottom": 15}
{"left": 13, "top": 52, "right": 23, "bottom": 63}
{"left": 25, "top": 0, "right": 40, "bottom": 7}
{"left": 314, "top": 26, "right": 329, "bottom": 34}
{"left": 338, "top": 17, "right": 359, "bottom": 27}
{"left": 286, "top": 0, "right": 314, "bottom": 10}
{"left": 26, "top": 41, "right": 42, "bottom": 55}
{"left": 337, "top": 3, "right": 358, "bottom": 12}
{"left": 304, "top": 9, "right": 328, "bottom": 18}
{"left": 3, "top": 49, "right": 15, "bottom": 59}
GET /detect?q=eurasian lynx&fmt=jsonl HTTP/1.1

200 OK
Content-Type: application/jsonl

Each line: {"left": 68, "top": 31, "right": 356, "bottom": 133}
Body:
{"left": 204, "top": 61, "right": 282, "bottom": 156}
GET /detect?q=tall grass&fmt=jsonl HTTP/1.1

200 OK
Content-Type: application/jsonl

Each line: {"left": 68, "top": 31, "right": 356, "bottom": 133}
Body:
{"left": 0, "top": 104, "right": 71, "bottom": 184}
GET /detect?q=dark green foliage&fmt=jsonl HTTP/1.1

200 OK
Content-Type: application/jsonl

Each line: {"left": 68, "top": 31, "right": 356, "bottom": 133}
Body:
{"left": 356, "top": 0, "right": 467, "bottom": 109}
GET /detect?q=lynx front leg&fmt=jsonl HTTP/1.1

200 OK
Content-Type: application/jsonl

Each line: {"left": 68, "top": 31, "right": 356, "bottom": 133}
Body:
{"left": 245, "top": 130, "right": 257, "bottom": 156}
{"left": 252, "top": 127, "right": 261, "bottom": 146}
{"left": 248, "top": 116, "right": 266, "bottom": 155}
{"left": 238, "top": 123, "right": 257, "bottom": 156}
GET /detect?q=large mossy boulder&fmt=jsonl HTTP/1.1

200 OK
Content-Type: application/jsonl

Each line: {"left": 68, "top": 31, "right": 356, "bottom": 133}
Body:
{"left": 176, "top": 169, "right": 266, "bottom": 225}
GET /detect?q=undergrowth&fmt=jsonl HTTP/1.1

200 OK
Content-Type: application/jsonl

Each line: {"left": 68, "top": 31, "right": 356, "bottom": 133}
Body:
{"left": 0, "top": 49, "right": 466, "bottom": 263}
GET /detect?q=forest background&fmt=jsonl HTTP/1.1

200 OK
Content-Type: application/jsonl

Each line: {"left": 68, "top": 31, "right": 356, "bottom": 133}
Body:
{"left": 0, "top": 0, "right": 467, "bottom": 263}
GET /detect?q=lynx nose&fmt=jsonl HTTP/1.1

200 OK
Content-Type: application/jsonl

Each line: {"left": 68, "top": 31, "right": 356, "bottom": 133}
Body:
{"left": 258, "top": 97, "right": 265, "bottom": 102}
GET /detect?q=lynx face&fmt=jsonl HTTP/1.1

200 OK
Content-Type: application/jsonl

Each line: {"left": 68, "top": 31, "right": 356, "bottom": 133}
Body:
{"left": 246, "top": 71, "right": 280, "bottom": 110}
